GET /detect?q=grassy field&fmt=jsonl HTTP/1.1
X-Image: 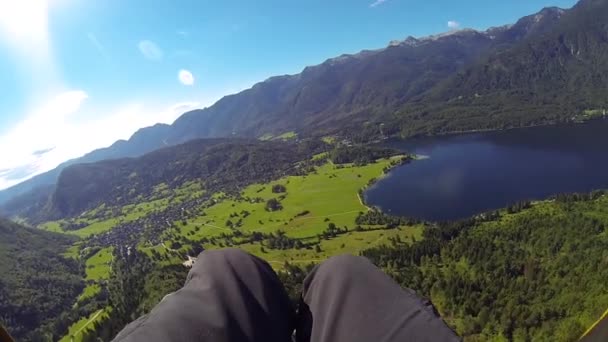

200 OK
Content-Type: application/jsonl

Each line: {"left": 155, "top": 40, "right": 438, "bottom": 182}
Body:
{"left": 60, "top": 308, "right": 110, "bottom": 342}
{"left": 175, "top": 159, "right": 397, "bottom": 242}
{"left": 135, "top": 157, "right": 418, "bottom": 270}
{"left": 258, "top": 131, "right": 299, "bottom": 141}
{"left": 259, "top": 133, "right": 274, "bottom": 141}
{"left": 62, "top": 243, "right": 82, "bottom": 259}
{"left": 78, "top": 284, "right": 102, "bottom": 302}
{"left": 85, "top": 247, "right": 113, "bottom": 281}
{"left": 72, "top": 247, "right": 114, "bottom": 302}
{"left": 273, "top": 131, "right": 298, "bottom": 140}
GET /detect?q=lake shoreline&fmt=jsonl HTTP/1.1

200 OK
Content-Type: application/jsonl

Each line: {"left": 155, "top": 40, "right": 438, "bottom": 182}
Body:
{"left": 366, "top": 119, "right": 608, "bottom": 221}
{"left": 389, "top": 116, "right": 608, "bottom": 143}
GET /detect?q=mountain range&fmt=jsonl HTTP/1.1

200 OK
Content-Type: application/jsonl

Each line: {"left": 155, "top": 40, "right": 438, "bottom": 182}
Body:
{"left": 2, "top": 0, "right": 607, "bottom": 214}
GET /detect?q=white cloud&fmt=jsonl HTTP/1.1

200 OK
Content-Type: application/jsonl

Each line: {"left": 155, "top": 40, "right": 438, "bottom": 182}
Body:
{"left": 0, "top": 93, "right": 201, "bottom": 190}
{"left": 178, "top": 69, "right": 195, "bottom": 86}
{"left": 369, "top": 0, "right": 388, "bottom": 8}
{"left": 447, "top": 20, "right": 461, "bottom": 29}
{"left": 138, "top": 40, "right": 164, "bottom": 61}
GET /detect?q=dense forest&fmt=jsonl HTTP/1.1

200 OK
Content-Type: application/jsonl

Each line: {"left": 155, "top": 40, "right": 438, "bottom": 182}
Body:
{"left": 269, "top": 194, "right": 608, "bottom": 341}
{"left": 360, "top": 194, "right": 608, "bottom": 341}
{"left": 329, "top": 146, "right": 401, "bottom": 165}
{"left": 76, "top": 249, "right": 189, "bottom": 342}
{"left": 0, "top": 219, "right": 83, "bottom": 341}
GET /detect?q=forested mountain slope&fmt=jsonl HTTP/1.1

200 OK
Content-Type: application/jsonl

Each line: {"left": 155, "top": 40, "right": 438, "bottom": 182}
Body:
{"left": 362, "top": 193, "right": 608, "bottom": 341}
{"left": 397, "top": 0, "right": 608, "bottom": 135}
{"left": 0, "top": 218, "right": 83, "bottom": 341}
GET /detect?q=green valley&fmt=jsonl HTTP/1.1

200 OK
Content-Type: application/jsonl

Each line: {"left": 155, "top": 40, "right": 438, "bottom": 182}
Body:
{"left": 2, "top": 1, "right": 608, "bottom": 340}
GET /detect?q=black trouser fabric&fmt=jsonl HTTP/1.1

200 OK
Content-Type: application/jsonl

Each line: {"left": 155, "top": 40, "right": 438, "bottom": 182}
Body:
{"left": 113, "top": 249, "right": 460, "bottom": 342}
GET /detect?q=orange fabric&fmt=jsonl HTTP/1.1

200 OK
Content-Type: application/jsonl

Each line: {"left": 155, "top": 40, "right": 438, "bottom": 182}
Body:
{"left": 0, "top": 325, "right": 14, "bottom": 342}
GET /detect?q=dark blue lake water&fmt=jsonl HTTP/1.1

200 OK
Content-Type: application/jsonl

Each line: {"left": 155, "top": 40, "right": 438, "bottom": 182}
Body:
{"left": 365, "top": 120, "right": 608, "bottom": 222}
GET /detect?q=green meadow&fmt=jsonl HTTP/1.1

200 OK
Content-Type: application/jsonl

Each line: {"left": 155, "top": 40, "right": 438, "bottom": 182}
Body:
{"left": 134, "top": 157, "right": 422, "bottom": 269}
{"left": 76, "top": 247, "right": 113, "bottom": 302}
{"left": 85, "top": 247, "right": 113, "bottom": 281}
{"left": 175, "top": 159, "right": 398, "bottom": 241}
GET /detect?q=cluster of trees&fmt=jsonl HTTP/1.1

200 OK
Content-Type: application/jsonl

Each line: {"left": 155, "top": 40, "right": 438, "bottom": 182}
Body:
{"left": 272, "top": 184, "right": 287, "bottom": 193}
{"left": 277, "top": 262, "right": 316, "bottom": 307}
{"left": 355, "top": 210, "right": 421, "bottom": 228}
{"left": 553, "top": 190, "right": 605, "bottom": 203}
{"left": 329, "top": 146, "right": 399, "bottom": 165}
{"left": 61, "top": 220, "right": 89, "bottom": 231}
{"left": 265, "top": 231, "right": 305, "bottom": 250}
{"left": 319, "top": 222, "right": 348, "bottom": 239}
{"left": 505, "top": 200, "right": 532, "bottom": 214}
{"left": 265, "top": 198, "right": 283, "bottom": 212}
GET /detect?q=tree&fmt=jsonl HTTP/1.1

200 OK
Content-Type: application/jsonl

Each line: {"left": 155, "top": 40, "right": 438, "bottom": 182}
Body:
{"left": 266, "top": 198, "right": 283, "bottom": 212}
{"left": 272, "top": 184, "right": 287, "bottom": 193}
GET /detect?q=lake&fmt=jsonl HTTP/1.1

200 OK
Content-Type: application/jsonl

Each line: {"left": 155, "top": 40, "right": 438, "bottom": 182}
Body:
{"left": 365, "top": 120, "right": 608, "bottom": 222}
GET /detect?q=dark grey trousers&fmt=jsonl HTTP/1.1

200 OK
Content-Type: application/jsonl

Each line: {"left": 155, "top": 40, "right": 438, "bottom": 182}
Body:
{"left": 113, "top": 249, "right": 460, "bottom": 342}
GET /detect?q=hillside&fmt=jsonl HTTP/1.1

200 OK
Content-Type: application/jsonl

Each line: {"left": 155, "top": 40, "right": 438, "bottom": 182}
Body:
{"left": 397, "top": 0, "right": 608, "bottom": 136}
{"left": 4, "top": 138, "right": 331, "bottom": 223}
{"left": 0, "top": 3, "right": 578, "bottom": 207}
{"left": 362, "top": 193, "right": 608, "bottom": 341}
{"left": 0, "top": 218, "right": 83, "bottom": 341}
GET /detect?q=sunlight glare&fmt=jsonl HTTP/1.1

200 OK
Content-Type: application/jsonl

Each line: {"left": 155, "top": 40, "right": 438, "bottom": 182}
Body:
{"left": 0, "top": 0, "right": 50, "bottom": 43}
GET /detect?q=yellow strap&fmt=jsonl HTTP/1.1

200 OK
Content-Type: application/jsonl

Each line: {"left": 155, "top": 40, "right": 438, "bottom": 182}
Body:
{"left": 581, "top": 307, "right": 608, "bottom": 340}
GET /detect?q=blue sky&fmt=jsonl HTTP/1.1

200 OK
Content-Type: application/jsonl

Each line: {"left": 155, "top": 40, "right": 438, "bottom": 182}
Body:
{"left": 0, "top": 0, "right": 577, "bottom": 190}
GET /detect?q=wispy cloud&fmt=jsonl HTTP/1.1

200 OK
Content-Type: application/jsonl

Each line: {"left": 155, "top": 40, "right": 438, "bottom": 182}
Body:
{"left": 178, "top": 69, "right": 195, "bottom": 86}
{"left": 87, "top": 32, "right": 110, "bottom": 61}
{"left": 177, "top": 30, "right": 189, "bottom": 38}
{"left": 138, "top": 40, "right": 164, "bottom": 61}
{"left": 370, "top": 0, "right": 388, "bottom": 8}
{"left": 447, "top": 20, "right": 461, "bottom": 29}
{"left": 0, "top": 92, "right": 202, "bottom": 190}
{"left": 32, "top": 147, "right": 55, "bottom": 156}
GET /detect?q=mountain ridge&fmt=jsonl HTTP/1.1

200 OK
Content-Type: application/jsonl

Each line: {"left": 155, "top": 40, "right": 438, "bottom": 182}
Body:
{"left": 0, "top": 2, "right": 594, "bottom": 208}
